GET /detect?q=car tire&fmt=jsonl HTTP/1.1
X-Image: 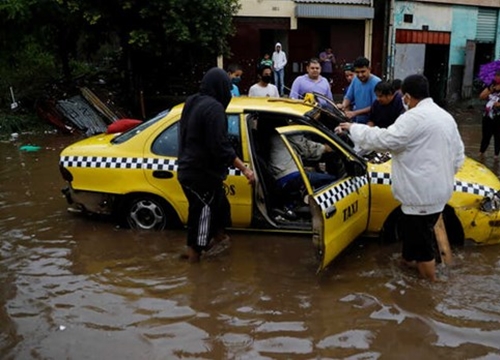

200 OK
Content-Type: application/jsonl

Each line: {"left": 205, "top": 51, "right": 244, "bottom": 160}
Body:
{"left": 380, "top": 207, "right": 404, "bottom": 244}
{"left": 122, "top": 195, "right": 172, "bottom": 231}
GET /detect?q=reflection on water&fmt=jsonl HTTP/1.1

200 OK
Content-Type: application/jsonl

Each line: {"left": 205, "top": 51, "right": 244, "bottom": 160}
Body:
{"left": 1, "top": 113, "right": 500, "bottom": 359}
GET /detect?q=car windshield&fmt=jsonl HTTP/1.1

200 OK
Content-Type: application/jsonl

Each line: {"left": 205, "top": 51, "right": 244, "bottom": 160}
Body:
{"left": 111, "top": 109, "right": 170, "bottom": 144}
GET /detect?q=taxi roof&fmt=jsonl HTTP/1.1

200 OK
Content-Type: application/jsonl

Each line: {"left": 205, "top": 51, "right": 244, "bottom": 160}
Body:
{"left": 170, "top": 96, "right": 318, "bottom": 118}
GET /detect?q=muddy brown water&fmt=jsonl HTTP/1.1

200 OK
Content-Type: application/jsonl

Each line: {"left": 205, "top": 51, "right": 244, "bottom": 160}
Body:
{"left": 2, "top": 109, "right": 500, "bottom": 359}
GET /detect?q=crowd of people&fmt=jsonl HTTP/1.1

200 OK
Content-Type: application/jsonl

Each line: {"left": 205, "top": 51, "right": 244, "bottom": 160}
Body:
{"left": 227, "top": 43, "right": 406, "bottom": 129}
{"left": 175, "top": 43, "right": 500, "bottom": 283}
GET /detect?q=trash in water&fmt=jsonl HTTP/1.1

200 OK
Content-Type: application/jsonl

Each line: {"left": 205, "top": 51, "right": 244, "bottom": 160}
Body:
{"left": 19, "top": 145, "right": 41, "bottom": 152}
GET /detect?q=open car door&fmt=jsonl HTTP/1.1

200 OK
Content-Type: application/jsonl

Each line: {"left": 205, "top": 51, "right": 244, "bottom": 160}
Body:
{"left": 275, "top": 125, "right": 370, "bottom": 272}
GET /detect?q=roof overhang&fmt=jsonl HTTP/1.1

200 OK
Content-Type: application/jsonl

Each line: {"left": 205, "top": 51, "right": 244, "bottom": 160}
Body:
{"left": 294, "top": 1, "right": 374, "bottom": 19}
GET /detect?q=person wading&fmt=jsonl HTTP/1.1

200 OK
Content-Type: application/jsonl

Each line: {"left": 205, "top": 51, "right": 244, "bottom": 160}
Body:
{"left": 178, "top": 68, "right": 255, "bottom": 263}
{"left": 336, "top": 74, "right": 464, "bottom": 281}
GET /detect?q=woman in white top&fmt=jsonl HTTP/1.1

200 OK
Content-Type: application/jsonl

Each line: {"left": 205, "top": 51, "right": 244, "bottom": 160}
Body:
{"left": 249, "top": 66, "right": 280, "bottom": 98}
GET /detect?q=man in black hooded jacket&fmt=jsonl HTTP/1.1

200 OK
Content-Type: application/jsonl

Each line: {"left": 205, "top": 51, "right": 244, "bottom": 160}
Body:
{"left": 178, "top": 67, "right": 255, "bottom": 262}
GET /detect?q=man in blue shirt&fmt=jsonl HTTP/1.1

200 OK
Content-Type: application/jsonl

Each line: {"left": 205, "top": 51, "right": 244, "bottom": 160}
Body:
{"left": 368, "top": 80, "right": 405, "bottom": 128}
{"left": 339, "top": 57, "right": 381, "bottom": 124}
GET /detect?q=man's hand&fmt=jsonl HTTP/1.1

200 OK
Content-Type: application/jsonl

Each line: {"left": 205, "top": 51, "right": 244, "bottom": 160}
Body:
{"left": 243, "top": 168, "right": 255, "bottom": 185}
{"left": 335, "top": 122, "right": 352, "bottom": 135}
{"left": 324, "top": 144, "right": 333, "bottom": 153}
{"left": 345, "top": 111, "right": 356, "bottom": 119}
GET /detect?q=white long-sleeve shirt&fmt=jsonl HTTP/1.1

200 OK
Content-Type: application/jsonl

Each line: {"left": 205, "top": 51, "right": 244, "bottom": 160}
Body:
{"left": 272, "top": 50, "right": 287, "bottom": 72}
{"left": 349, "top": 97, "right": 465, "bottom": 215}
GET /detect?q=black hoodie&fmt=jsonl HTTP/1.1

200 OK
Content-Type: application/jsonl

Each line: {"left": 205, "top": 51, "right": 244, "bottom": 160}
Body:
{"left": 177, "top": 67, "right": 237, "bottom": 187}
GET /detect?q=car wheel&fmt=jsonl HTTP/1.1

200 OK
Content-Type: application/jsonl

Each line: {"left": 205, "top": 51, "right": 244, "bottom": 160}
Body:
{"left": 125, "top": 195, "right": 168, "bottom": 231}
{"left": 380, "top": 207, "right": 403, "bottom": 244}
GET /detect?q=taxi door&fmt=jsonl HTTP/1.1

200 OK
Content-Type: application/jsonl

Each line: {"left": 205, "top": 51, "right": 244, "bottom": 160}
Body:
{"left": 143, "top": 113, "right": 253, "bottom": 227}
{"left": 275, "top": 125, "right": 370, "bottom": 272}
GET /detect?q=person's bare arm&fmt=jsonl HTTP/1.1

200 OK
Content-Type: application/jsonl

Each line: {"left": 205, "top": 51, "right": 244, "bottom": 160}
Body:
{"left": 345, "top": 105, "right": 371, "bottom": 120}
{"left": 338, "top": 98, "right": 351, "bottom": 111}
{"left": 233, "top": 157, "right": 255, "bottom": 184}
{"left": 480, "top": 84, "right": 500, "bottom": 100}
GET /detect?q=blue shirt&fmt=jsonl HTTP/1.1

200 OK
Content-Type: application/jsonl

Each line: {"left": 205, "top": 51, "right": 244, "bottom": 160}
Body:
{"left": 231, "top": 84, "right": 240, "bottom": 97}
{"left": 346, "top": 74, "right": 381, "bottom": 124}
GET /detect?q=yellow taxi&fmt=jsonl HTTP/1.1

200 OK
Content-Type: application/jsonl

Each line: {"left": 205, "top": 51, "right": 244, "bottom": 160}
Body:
{"left": 59, "top": 95, "right": 500, "bottom": 271}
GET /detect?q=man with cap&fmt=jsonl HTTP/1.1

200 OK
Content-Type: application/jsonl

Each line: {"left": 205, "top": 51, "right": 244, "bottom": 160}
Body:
{"left": 272, "top": 42, "right": 288, "bottom": 96}
{"left": 178, "top": 67, "right": 255, "bottom": 263}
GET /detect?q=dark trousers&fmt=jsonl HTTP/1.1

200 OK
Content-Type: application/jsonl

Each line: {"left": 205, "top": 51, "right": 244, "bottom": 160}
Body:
{"left": 181, "top": 182, "right": 231, "bottom": 254}
{"left": 480, "top": 115, "right": 500, "bottom": 155}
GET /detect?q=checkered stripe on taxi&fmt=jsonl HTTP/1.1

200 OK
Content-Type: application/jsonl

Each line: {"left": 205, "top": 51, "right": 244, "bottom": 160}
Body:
{"left": 370, "top": 171, "right": 497, "bottom": 197}
{"left": 60, "top": 156, "right": 242, "bottom": 175}
{"left": 454, "top": 180, "right": 496, "bottom": 197}
{"left": 369, "top": 171, "right": 391, "bottom": 185}
{"left": 314, "top": 176, "right": 369, "bottom": 211}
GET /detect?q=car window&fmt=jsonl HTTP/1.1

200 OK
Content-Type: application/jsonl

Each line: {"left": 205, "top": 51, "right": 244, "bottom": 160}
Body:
{"left": 112, "top": 109, "right": 170, "bottom": 144}
{"left": 283, "top": 130, "right": 347, "bottom": 193}
{"left": 152, "top": 122, "right": 178, "bottom": 156}
{"left": 227, "top": 114, "right": 243, "bottom": 159}
{"left": 151, "top": 114, "right": 242, "bottom": 158}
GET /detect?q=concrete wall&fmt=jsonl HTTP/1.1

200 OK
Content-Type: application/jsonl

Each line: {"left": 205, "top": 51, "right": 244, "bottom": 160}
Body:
{"left": 238, "top": 0, "right": 296, "bottom": 27}
{"left": 394, "top": 1, "right": 452, "bottom": 31}
{"left": 449, "top": 6, "right": 478, "bottom": 67}
{"left": 412, "top": 0, "right": 500, "bottom": 8}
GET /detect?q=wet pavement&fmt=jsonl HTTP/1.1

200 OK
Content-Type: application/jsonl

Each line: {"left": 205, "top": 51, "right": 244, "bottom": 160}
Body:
{"left": 2, "top": 107, "right": 500, "bottom": 359}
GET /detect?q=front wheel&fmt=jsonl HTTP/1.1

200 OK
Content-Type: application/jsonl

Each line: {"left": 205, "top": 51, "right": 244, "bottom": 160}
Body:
{"left": 124, "top": 195, "right": 169, "bottom": 231}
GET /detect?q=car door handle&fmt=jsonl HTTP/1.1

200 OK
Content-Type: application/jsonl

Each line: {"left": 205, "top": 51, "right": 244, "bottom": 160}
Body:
{"left": 325, "top": 205, "right": 337, "bottom": 219}
{"left": 152, "top": 170, "right": 174, "bottom": 179}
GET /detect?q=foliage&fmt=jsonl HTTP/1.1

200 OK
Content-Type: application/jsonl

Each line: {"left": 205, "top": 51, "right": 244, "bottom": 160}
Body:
{"left": 0, "top": 110, "right": 50, "bottom": 136}
{"left": 478, "top": 60, "right": 500, "bottom": 87}
{"left": 0, "top": 0, "right": 240, "bottom": 117}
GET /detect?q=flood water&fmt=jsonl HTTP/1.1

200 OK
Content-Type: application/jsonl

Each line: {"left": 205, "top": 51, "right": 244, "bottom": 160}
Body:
{"left": 2, "top": 107, "right": 500, "bottom": 359}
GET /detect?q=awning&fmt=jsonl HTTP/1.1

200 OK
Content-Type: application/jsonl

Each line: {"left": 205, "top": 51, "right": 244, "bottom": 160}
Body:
{"left": 294, "top": 1, "right": 374, "bottom": 20}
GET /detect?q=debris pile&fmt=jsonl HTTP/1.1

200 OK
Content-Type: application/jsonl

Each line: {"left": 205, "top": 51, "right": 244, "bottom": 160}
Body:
{"left": 36, "top": 85, "right": 129, "bottom": 137}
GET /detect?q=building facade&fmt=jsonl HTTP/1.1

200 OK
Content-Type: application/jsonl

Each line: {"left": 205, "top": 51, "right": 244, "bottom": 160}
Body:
{"left": 226, "top": 0, "right": 500, "bottom": 102}
{"left": 389, "top": 0, "right": 500, "bottom": 103}
{"left": 226, "top": 0, "right": 381, "bottom": 96}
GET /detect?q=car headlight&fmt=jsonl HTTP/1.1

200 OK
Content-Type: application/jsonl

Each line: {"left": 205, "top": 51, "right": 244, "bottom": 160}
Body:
{"left": 480, "top": 191, "right": 500, "bottom": 212}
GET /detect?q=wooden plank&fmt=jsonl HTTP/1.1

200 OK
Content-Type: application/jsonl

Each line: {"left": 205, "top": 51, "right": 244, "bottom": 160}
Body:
{"left": 434, "top": 214, "right": 453, "bottom": 265}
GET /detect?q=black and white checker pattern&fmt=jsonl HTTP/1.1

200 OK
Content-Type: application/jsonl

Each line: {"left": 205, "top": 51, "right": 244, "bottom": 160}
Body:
{"left": 60, "top": 155, "right": 243, "bottom": 175}
{"left": 60, "top": 155, "right": 144, "bottom": 169}
{"left": 370, "top": 171, "right": 391, "bottom": 185}
{"left": 143, "top": 158, "right": 177, "bottom": 171}
{"left": 454, "top": 180, "right": 496, "bottom": 197}
{"left": 314, "top": 176, "right": 369, "bottom": 211}
{"left": 369, "top": 171, "right": 498, "bottom": 198}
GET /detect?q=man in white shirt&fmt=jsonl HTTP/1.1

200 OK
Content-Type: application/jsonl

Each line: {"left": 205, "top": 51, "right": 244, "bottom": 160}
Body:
{"left": 272, "top": 42, "right": 287, "bottom": 97}
{"left": 336, "top": 74, "right": 465, "bottom": 282}
{"left": 249, "top": 66, "right": 280, "bottom": 98}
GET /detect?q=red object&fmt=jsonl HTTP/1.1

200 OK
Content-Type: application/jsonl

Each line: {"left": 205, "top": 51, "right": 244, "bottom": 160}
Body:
{"left": 106, "top": 119, "right": 142, "bottom": 134}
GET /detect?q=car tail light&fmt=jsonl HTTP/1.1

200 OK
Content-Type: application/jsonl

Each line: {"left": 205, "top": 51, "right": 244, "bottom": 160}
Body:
{"left": 59, "top": 164, "right": 73, "bottom": 182}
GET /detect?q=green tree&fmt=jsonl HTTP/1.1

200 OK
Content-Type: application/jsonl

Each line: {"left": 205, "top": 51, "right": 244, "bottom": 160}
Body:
{"left": 0, "top": 0, "right": 240, "bottom": 115}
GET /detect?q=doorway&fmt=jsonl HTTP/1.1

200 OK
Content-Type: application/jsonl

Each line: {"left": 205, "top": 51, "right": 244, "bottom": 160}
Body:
{"left": 424, "top": 44, "right": 449, "bottom": 106}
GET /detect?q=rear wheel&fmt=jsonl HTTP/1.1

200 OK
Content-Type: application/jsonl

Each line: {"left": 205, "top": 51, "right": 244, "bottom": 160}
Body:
{"left": 123, "top": 195, "right": 170, "bottom": 231}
